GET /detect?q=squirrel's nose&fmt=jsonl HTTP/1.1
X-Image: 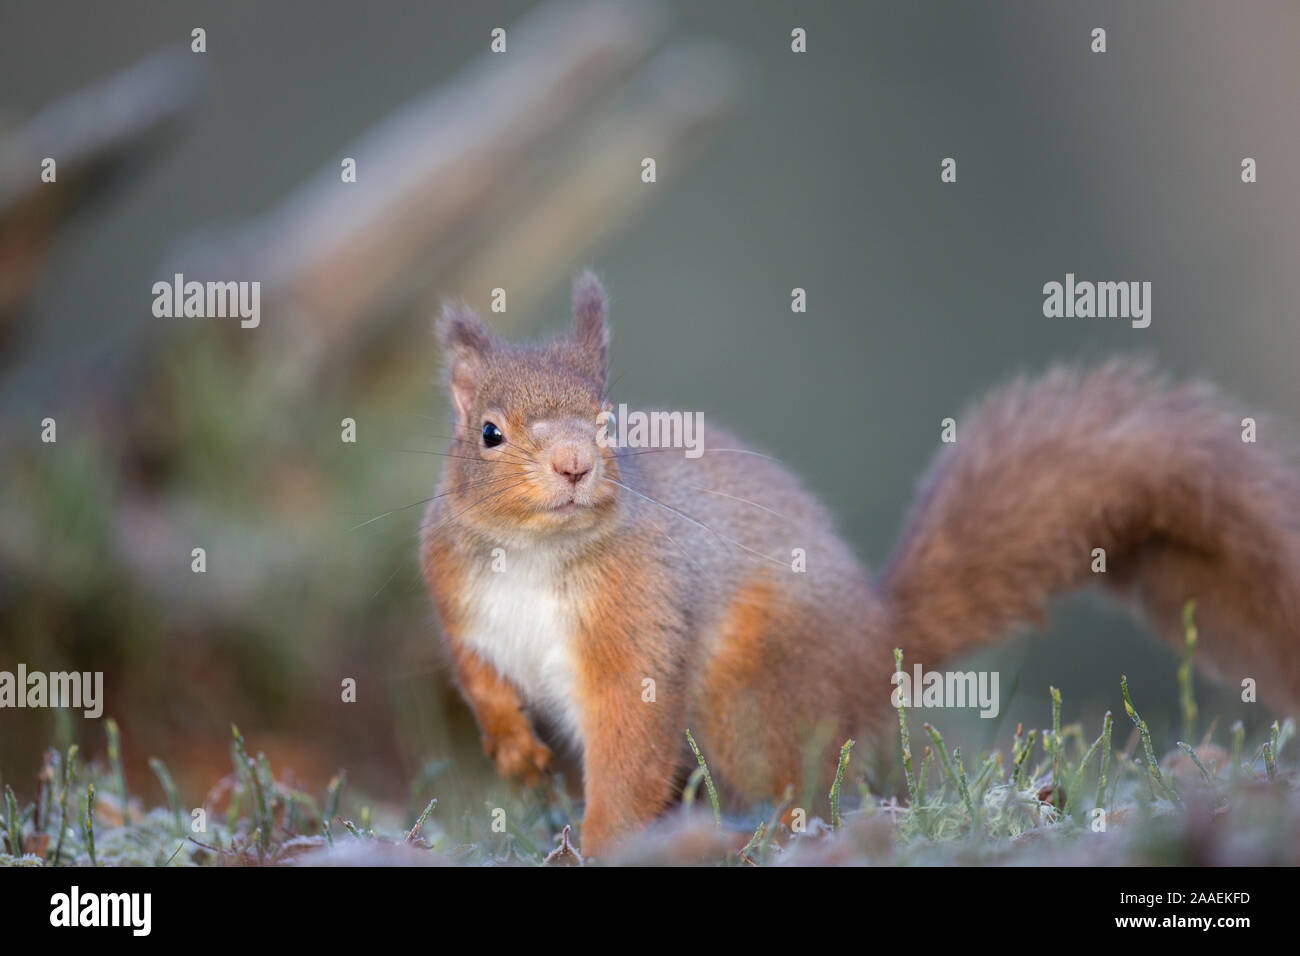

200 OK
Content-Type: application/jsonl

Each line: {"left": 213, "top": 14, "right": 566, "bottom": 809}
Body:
{"left": 551, "top": 444, "right": 594, "bottom": 485}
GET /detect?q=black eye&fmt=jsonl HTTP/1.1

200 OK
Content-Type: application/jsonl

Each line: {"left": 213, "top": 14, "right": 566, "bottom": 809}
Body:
{"left": 482, "top": 421, "right": 504, "bottom": 448}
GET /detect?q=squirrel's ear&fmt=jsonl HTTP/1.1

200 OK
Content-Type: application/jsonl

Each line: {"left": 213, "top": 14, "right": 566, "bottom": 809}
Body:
{"left": 436, "top": 301, "right": 492, "bottom": 426}
{"left": 571, "top": 270, "right": 609, "bottom": 379}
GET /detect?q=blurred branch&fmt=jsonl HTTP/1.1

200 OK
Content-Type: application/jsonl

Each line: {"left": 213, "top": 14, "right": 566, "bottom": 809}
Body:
{"left": 175, "top": 0, "right": 667, "bottom": 341}
{"left": 169, "top": 0, "right": 744, "bottom": 392}
{"left": 0, "top": 46, "right": 209, "bottom": 327}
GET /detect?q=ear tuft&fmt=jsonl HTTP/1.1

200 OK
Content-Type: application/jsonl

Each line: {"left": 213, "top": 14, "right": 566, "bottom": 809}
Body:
{"left": 571, "top": 270, "right": 609, "bottom": 369}
{"left": 435, "top": 300, "right": 492, "bottom": 427}
{"left": 436, "top": 300, "right": 493, "bottom": 360}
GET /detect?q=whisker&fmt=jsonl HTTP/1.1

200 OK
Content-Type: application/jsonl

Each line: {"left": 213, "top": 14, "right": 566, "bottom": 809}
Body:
{"left": 601, "top": 476, "right": 717, "bottom": 537}
{"left": 601, "top": 476, "right": 788, "bottom": 568}
{"left": 686, "top": 486, "right": 790, "bottom": 522}
{"left": 645, "top": 514, "right": 707, "bottom": 577}
{"left": 482, "top": 445, "right": 535, "bottom": 466}
{"left": 411, "top": 426, "right": 537, "bottom": 465}
{"left": 710, "top": 537, "right": 788, "bottom": 568}
{"left": 370, "top": 563, "right": 403, "bottom": 600}
{"left": 436, "top": 439, "right": 534, "bottom": 467}
{"left": 602, "top": 367, "right": 631, "bottom": 403}
{"left": 393, "top": 446, "right": 532, "bottom": 466}
{"left": 437, "top": 433, "right": 535, "bottom": 463}
{"left": 347, "top": 471, "right": 527, "bottom": 531}
{"left": 356, "top": 444, "right": 527, "bottom": 466}
{"left": 483, "top": 438, "right": 536, "bottom": 463}
{"left": 427, "top": 478, "right": 533, "bottom": 532}
{"left": 349, "top": 501, "right": 436, "bottom": 532}
{"left": 615, "top": 447, "right": 785, "bottom": 464}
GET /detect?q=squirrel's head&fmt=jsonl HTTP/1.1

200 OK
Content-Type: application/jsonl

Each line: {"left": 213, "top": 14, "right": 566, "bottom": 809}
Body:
{"left": 434, "top": 271, "right": 621, "bottom": 541}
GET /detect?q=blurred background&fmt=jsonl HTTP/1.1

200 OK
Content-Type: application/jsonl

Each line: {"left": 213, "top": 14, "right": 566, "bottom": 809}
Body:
{"left": 1, "top": 0, "right": 1297, "bottom": 818}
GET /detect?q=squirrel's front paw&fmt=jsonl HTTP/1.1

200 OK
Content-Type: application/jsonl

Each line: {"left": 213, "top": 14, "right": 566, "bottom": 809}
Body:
{"left": 483, "top": 728, "right": 552, "bottom": 786}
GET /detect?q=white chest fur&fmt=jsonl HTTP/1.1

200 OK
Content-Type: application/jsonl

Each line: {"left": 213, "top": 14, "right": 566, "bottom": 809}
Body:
{"left": 459, "top": 549, "right": 583, "bottom": 749}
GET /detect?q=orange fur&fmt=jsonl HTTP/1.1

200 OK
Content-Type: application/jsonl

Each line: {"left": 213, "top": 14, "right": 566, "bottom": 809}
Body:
{"left": 694, "top": 579, "right": 802, "bottom": 802}
{"left": 568, "top": 543, "right": 688, "bottom": 855}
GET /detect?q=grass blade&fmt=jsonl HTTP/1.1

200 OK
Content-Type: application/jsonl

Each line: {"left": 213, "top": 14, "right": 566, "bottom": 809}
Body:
{"left": 893, "top": 649, "right": 918, "bottom": 805}
{"left": 1178, "top": 601, "right": 1199, "bottom": 742}
{"left": 105, "top": 718, "right": 129, "bottom": 825}
{"left": 685, "top": 729, "right": 721, "bottom": 829}
{"left": 1095, "top": 711, "right": 1113, "bottom": 810}
{"left": 83, "top": 783, "right": 97, "bottom": 867}
{"left": 148, "top": 757, "right": 184, "bottom": 836}
{"left": 1121, "top": 675, "right": 1180, "bottom": 806}
{"left": 829, "top": 738, "right": 854, "bottom": 830}
{"left": 51, "top": 744, "right": 78, "bottom": 866}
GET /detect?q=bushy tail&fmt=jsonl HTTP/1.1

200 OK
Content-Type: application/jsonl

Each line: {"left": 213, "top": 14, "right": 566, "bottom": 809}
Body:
{"left": 879, "top": 359, "right": 1300, "bottom": 711}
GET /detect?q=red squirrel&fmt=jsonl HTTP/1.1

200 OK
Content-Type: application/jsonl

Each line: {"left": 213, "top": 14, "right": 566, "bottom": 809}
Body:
{"left": 420, "top": 272, "right": 1300, "bottom": 856}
